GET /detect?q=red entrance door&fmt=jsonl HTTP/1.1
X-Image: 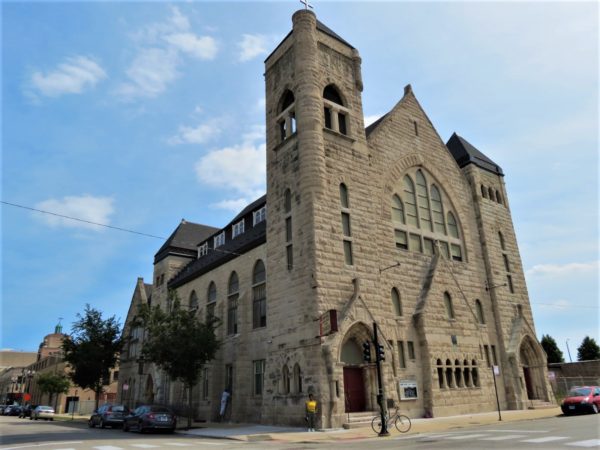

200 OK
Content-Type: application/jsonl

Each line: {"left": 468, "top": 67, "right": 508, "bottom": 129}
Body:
{"left": 344, "top": 367, "right": 366, "bottom": 412}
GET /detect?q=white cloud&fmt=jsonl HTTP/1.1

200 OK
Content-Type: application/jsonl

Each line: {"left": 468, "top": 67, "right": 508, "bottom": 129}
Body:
{"left": 364, "top": 114, "right": 383, "bottom": 127}
{"left": 195, "top": 142, "right": 266, "bottom": 194}
{"left": 117, "top": 48, "right": 180, "bottom": 99}
{"left": 168, "top": 118, "right": 224, "bottom": 145}
{"left": 164, "top": 33, "right": 218, "bottom": 60}
{"left": 526, "top": 261, "right": 599, "bottom": 278}
{"left": 211, "top": 198, "right": 252, "bottom": 212}
{"left": 118, "top": 7, "right": 218, "bottom": 100}
{"left": 238, "top": 34, "right": 269, "bottom": 62}
{"left": 29, "top": 56, "right": 106, "bottom": 98}
{"left": 34, "top": 195, "right": 115, "bottom": 231}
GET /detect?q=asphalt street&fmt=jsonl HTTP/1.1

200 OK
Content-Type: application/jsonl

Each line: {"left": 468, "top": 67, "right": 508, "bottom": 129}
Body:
{"left": 0, "top": 413, "right": 598, "bottom": 450}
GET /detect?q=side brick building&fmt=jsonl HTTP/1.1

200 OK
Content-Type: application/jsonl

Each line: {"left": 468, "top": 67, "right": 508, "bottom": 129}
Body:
{"left": 118, "top": 10, "right": 554, "bottom": 428}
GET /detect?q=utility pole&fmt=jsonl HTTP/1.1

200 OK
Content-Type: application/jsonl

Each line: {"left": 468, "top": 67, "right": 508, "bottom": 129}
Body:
{"left": 373, "top": 322, "right": 389, "bottom": 436}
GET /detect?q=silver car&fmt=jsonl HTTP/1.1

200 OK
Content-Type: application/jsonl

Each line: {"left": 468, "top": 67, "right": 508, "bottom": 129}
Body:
{"left": 32, "top": 405, "right": 55, "bottom": 420}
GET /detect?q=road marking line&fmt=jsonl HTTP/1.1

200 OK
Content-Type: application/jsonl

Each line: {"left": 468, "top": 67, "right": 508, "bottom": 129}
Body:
{"left": 480, "top": 434, "right": 529, "bottom": 441}
{"left": 485, "top": 429, "right": 549, "bottom": 433}
{"left": 93, "top": 447, "right": 124, "bottom": 450}
{"left": 521, "top": 436, "right": 568, "bottom": 443}
{"left": 566, "top": 440, "right": 600, "bottom": 448}
{"left": 162, "top": 445, "right": 193, "bottom": 447}
{"left": 0, "top": 442, "right": 83, "bottom": 450}
{"left": 130, "top": 446, "right": 160, "bottom": 449}
{"left": 446, "top": 434, "right": 490, "bottom": 440}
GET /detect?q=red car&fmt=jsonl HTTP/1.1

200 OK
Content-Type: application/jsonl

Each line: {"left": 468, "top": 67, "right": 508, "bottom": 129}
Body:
{"left": 561, "top": 386, "right": 600, "bottom": 415}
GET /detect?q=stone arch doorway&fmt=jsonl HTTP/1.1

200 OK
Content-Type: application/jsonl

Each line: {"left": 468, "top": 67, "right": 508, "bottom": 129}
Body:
{"left": 519, "top": 335, "right": 545, "bottom": 401}
{"left": 340, "top": 322, "right": 372, "bottom": 413}
{"left": 144, "top": 374, "right": 155, "bottom": 404}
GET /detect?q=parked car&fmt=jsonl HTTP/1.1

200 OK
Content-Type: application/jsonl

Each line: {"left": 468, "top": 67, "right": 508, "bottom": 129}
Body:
{"left": 31, "top": 405, "right": 55, "bottom": 420}
{"left": 0, "top": 405, "right": 8, "bottom": 414}
{"left": 19, "top": 404, "right": 38, "bottom": 418}
{"left": 88, "top": 404, "right": 130, "bottom": 428}
{"left": 122, "top": 405, "right": 176, "bottom": 433}
{"left": 561, "top": 386, "right": 600, "bottom": 415}
{"left": 4, "top": 405, "right": 22, "bottom": 416}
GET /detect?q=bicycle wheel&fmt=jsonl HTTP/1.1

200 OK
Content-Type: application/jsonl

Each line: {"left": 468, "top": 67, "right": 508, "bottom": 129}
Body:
{"left": 394, "top": 414, "right": 411, "bottom": 433}
{"left": 371, "top": 415, "right": 383, "bottom": 434}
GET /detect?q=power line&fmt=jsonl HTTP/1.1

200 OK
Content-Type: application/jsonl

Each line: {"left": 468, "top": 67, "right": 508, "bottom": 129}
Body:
{"left": 1, "top": 200, "right": 166, "bottom": 240}
{"left": 2, "top": 200, "right": 243, "bottom": 256}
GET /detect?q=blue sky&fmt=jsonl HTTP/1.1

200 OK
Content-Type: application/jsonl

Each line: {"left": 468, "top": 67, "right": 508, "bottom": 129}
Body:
{"left": 2, "top": 1, "right": 598, "bottom": 362}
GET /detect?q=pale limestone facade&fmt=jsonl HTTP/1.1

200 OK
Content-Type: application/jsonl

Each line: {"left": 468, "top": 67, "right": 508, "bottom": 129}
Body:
{"left": 118, "top": 10, "right": 553, "bottom": 428}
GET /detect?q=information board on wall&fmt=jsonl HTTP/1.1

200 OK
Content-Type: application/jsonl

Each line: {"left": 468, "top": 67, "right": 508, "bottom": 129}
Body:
{"left": 399, "top": 379, "right": 418, "bottom": 400}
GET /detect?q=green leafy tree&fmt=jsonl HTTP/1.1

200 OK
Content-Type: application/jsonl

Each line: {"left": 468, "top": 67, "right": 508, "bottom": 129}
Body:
{"left": 36, "top": 372, "right": 70, "bottom": 410}
{"left": 62, "top": 305, "right": 122, "bottom": 410}
{"left": 540, "top": 334, "right": 564, "bottom": 363}
{"left": 138, "top": 290, "right": 220, "bottom": 429}
{"left": 577, "top": 336, "right": 600, "bottom": 361}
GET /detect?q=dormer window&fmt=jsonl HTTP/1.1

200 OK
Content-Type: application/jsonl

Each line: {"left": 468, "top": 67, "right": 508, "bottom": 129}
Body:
{"left": 253, "top": 206, "right": 266, "bottom": 225}
{"left": 277, "top": 90, "right": 296, "bottom": 142}
{"left": 214, "top": 232, "right": 225, "bottom": 248}
{"left": 232, "top": 219, "right": 245, "bottom": 238}
{"left": 323, "top": 85, "right": 349, "bottom": 136}
{"left": 198, "top": 242, "right": 208, "bottom": 257}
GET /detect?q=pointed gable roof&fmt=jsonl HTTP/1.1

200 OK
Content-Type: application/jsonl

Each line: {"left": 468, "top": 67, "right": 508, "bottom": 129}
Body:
{"left": 446, "top": 133, "right": 504, "bottom": 176}
{"left": 154, "top": 220, "right": 218, "bottom": 264}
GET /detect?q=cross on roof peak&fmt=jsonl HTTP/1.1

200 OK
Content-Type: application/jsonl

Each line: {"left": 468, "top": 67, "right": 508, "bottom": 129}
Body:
{"left": 300, "top": 0, "right": 314, "bottom": 10}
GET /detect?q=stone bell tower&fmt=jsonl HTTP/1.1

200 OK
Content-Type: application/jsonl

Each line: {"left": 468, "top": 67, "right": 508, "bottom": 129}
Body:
{"left": 263, "top": 10, "right": 375, "bottom": 426}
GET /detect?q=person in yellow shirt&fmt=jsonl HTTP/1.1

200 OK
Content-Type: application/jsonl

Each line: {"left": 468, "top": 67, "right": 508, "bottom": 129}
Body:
{"left": 305, "top": 393, "right": 318, "bottom": 432}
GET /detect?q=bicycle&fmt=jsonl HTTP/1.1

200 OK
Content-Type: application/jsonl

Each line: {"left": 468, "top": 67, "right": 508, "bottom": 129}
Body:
{"left": 371, "top": 406, "right": 411, "bottom": 434}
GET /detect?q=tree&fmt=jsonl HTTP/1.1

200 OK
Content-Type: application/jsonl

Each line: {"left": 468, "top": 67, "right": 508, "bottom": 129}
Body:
{"left": 138, "top": 290, "right": 220, "bottom": 429}
{"left": 540, "top": 334, "right": 564, "bottom": 363}
{"left": 62, "top": 305, "right": 122, "bottom": 410}
{"left": 36, "top": 372, "right": 70, "bottom": 410}
{"left": 577, "top": 336, "right": 600, "bottom": 361}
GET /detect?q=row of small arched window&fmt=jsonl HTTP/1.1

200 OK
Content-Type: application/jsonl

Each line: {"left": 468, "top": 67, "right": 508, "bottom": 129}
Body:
{"left": 187, "top": 259, "right": 267, "bottom": 332}
{"left": 481, "top": 185, "right": 503, "bottom": 205}
{"left": 280, "top": 363, "right": 303, "bottom": 395}
{"left": 436, "top": 359, "right": 480, "bottom": 389}
{"left": 392, "top": 290, "right": 486, "bottom": 325}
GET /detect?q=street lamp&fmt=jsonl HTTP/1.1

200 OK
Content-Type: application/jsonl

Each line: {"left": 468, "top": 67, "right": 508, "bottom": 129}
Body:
{"left": 566, "top": 339, "right": 573, "bottom": 363}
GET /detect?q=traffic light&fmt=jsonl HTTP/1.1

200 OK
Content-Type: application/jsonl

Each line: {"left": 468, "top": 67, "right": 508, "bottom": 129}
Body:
{"left": 362, "top": 341, "right": 371, "bottom": 363}
{"left": 376, "top": 344, "right": 385, "bottom": 362}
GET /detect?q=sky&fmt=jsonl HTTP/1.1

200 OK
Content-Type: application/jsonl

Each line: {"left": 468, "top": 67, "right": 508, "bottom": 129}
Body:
{"left": 2, "top": 1, "right": 598, "bottom": 362}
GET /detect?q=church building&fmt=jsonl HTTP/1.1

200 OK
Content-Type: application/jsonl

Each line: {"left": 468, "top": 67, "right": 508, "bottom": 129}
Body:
{"left": 118, "top": 10, "right": 554, "bottom": 428}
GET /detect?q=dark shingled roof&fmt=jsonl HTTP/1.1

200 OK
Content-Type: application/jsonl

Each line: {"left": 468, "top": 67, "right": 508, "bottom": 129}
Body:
{"left": 230, "top": 195, "right": 267, "bottom": 227}
{"left": 266, "top": 17, "right": 354, "bottom": 62}
{"left": 316, "top": 20, "right": 354, "bottom": 49}
{"left": 169, "top": 211, "right": 267, "bottom": 289}
{"left": 154, "top": 221, "right": 219, "bottom": 264}
{"left": 446, "top": 133, "right": 504, "bottom": 176}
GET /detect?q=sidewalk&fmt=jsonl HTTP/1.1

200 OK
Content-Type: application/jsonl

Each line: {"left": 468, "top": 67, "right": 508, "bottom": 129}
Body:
{"left": 177, "top": 407, "right": 563, "bottom": 443}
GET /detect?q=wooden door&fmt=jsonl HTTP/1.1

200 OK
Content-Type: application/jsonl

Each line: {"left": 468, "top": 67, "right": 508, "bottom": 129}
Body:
{"left": 343, "top": 367, "right": 366, "bottom": 412}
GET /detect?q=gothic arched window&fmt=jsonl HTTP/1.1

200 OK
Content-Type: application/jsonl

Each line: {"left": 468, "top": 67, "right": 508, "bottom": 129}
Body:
{"left": 391, "top": 288, "right": 402, "bottom": 316}
{"left": 206, "top": 282, "right": 216, "bottom": 323}
{"left": 189, "top": 291, "right": 198, "bottom": 312}
{"left": 323, "top": 85, "right": 348, "bottom": 135}
{"left": 227, "top": 272, "right": 239, "bottom": 335}
{"left": 444, "top": 292, "right": 455, "bottom": 319}
{"left": 392, "top": 169, "right": 463, "bottom": 261}
{"left": 277, "top": 90, "right": 296, "bottom": 141}
{"left": 252, "top": 260, "right": 266, "bottom": 329}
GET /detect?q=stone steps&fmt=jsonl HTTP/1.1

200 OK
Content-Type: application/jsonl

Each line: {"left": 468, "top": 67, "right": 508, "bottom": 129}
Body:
{"left": 342, "top": 411, "right": 378, "bottom": 429}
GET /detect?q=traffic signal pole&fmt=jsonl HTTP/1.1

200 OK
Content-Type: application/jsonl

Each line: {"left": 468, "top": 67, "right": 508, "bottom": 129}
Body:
{"left": 373, "top": 322, "right": 390, "bottom": 436}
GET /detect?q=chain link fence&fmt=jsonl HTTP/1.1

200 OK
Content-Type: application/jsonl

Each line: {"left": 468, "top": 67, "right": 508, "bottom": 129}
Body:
{"left": 551, "top": 376, "right": 600, "bottom": 402}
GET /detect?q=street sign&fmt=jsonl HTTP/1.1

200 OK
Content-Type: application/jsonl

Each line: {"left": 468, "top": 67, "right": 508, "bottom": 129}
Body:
{"left": 319, "top": 309, "right": 338, "bottom": 336}
{"left": 122, "top": 383, "right": 129, "bottom": 391}
{"left": 493, "top": 365, "right": 500, "bottom": 376}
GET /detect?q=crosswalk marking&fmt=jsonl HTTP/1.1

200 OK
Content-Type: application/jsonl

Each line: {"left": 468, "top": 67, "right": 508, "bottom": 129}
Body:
{"left": 566, "top": 440, "right": 600, "bottom": 448}
{"left": 481, "top": 434, "right": 528, "bottom": 441}
{"left": 446, "top": 434, "right": 489, "bottom": 440}
{"left": 162, "top": 445, "right": 193, "bottom": 448}
{"left": 93, "top": 447, "right": 124, "bottom": 450}
{"left": 486, "top": 429, "right": 549, "bottom": 433}
{"left": 521, "top": 436, "right": 568, "bottom": 443}
{"left": 130, "top": 445, "right": 160, "bottom": 449}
